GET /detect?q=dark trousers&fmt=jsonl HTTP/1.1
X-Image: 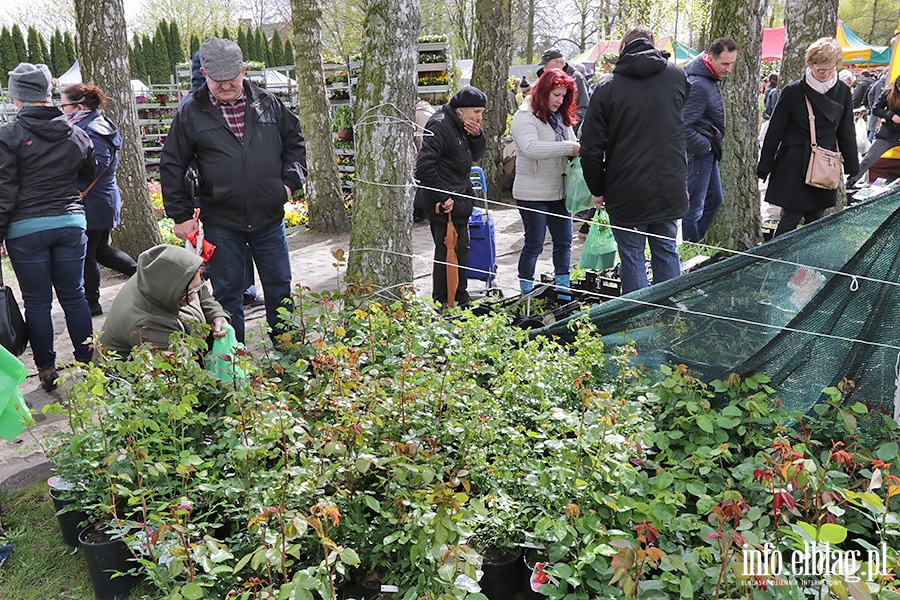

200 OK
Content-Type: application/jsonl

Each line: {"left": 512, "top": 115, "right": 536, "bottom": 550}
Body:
{"left": 243, "top": 247, "right": 257, "bottom": 302}
{"left": 430, "top": 220, "right": 470, "bottom": 305}
{"left": 853, "top": 138, "right": 900, "bottom": 185}
{"left": 84, "top": 228, "right": 137, "bottom": 304}
{"left": 774, "top": 209, "right": 825, "bottom": 237}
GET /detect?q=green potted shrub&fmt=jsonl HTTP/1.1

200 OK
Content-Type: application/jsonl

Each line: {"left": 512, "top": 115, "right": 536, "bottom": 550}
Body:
{"left": 333, "top": 106, "right": 354, "bottom": 141}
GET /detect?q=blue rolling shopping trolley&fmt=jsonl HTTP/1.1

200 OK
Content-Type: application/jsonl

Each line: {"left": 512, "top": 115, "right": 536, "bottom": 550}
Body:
{"left": 466, "top": 167, "right": 500, "bottom": 297}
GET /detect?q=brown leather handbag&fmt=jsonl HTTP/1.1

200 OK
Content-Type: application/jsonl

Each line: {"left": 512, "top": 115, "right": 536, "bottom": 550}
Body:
{"left": 804, "top": 97, "right": 843, "bottom": 190}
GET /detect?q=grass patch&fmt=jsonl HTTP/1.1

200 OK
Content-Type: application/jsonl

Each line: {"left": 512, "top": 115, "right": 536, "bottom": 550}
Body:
{"left": 0, "top": 481, "right": 157, "bottom": 600}
{"left": 677, "top": 241, "right": 710, "bottom": 262}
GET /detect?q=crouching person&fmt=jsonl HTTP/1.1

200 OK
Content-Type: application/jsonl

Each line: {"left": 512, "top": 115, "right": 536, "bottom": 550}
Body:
{"left": 96, "top": 244, "right": 229, "bottom": 357}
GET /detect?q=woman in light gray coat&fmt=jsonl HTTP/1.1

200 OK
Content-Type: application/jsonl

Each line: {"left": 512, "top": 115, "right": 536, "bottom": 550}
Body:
{"left": 510, "top": 69, "right": 580, "bottom": 295}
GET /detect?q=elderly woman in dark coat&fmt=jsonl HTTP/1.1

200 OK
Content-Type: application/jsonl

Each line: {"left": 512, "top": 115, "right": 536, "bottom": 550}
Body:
{"left": 757, "top": 37, "right": 858, "bottom": 236}
{"left": 414, "top": 86, "right": 486, "bottom": 307}
{"left": 61, "top": 84, "right": 137, "bottom": 317}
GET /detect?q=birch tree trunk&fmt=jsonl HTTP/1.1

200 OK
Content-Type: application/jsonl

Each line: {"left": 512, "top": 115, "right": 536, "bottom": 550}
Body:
{"left": 782, "top": 0, "right": 847, "bottom": 210}
{"left": 704, "top": 0, "right": 765, "bottom": 250}
{"left": 75, "top": 0, "right": 162, "bottom": 257}
{"left": 525, "top": 0, "right": 535, "bottom": 63}
{"left": 781, "top": 0, "right": 838, "bottom": 86}
{"left": 290, "top": 0, "right": 350, "bottom": 233}
{"left": 471, "top": 0, "right": 512, "bottom": 202}
{"left": 346, "top": 0, "right": 419, "bottom": 294}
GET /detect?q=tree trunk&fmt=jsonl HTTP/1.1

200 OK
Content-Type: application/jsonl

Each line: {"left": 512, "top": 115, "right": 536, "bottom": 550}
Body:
{"left": 781, "top": 0, "right": 838, "bottom": 86}
{"left": 346, "top": 0, "right": 419, "bottom": 294}
{"left": 74, "top": 0, "right": 161, "bottom": 258}
{"left": 290, "top": 0, "right": 350, "bottom": 233}
{"left": 471, "top": 0, "right": 512, "bottom": 203}
{"left": 704, "top": 0, "right": 765, "bottom": 250}
{"left": 782, "top": 0, "right": 845, "bottom": 210}
{"left": 525, "top": 0, "right": 535, "bottom": 64}
{"left": 868, "top": 0, "right": 879, "bottom": 43}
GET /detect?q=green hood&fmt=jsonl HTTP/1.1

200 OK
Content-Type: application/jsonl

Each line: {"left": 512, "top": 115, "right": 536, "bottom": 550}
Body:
{"left": 135, "top": 244, "right": 203, "bottom": 312}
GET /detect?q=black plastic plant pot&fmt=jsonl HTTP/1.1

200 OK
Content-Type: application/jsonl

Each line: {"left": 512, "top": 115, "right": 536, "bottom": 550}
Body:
{"left": 352, "top": 570, "right": 397, "bottom": 600}
{"left": 48, "top": 487, "right": 89, "bottom": 548}
{"left": 479, "top": 547, "right": 524, "bottom": 600}
{"left": 79, "top": 524, "right": 138, "bottom": 600}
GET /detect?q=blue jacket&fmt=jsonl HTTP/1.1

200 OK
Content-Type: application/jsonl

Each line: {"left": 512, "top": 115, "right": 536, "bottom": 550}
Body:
{"left": 682, "top": 55, "right": 726, "bottom": 156}
{"left": 74, "top": 110, "right": 122, "bottom": 229}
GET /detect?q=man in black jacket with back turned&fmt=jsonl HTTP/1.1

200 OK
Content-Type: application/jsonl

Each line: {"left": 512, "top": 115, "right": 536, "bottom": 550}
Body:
{"left": 414, "top": 86, "right": 486, "bottom": 307}
{"left": 579, "top": 26, "right": 690, "bottom": 294}
{"left": 852, "top": 70, "right": 876, "bottom": 109}
{"left": 161, "top": 37, "right": 306, "bottom": 344}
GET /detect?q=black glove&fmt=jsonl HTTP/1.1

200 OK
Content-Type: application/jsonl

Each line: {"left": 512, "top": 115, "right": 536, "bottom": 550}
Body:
{"left": 757, "top": 170, "right": 768, "bottom": 182}
{"left": 710, "top": 135, "right": 723, "bottom": 161}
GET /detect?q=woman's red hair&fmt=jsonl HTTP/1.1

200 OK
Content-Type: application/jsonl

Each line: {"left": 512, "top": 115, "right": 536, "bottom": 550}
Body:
{"left": 530, "top": 68, "right": 578, "bottom": 126}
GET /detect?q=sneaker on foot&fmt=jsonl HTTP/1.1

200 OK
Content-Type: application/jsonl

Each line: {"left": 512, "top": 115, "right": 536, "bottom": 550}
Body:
{"left": 243, "top": 295, "right": 265, "bottom": 313}
{"left": 89, "top": 302, "right": 103, "bottom": 317}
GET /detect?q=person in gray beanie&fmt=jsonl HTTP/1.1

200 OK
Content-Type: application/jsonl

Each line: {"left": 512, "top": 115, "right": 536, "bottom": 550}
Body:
{"left": 0, "top": 62, "right": 96, "bottom": 391}
{"left": 7, "top": 62, "right": 53, "bottom": 103}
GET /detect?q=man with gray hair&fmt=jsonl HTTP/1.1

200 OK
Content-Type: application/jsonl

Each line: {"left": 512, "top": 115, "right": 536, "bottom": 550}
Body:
{"left": 161, "top": 37, "right": 307, "bottom": 344}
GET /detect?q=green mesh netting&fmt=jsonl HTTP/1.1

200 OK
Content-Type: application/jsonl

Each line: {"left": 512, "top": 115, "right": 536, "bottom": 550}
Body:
{"left": 538, "top": 189, "right": 900, "bottom": 417}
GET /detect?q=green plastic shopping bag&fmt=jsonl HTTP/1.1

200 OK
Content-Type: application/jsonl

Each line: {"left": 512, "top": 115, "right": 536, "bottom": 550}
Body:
{"left": 565, "top": 157, "right": 593, "bottom": 214}
{"left": 204, "top": 322, "right": 246, "bottom": 382}
{"left": 0, "top": 344, "right": 29, "bottom": 441}
{"left": 579, "top": 209, "right": 618, "bottom": 270}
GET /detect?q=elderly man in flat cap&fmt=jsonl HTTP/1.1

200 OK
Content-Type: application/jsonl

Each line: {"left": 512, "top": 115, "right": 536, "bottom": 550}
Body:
{"left": 161, "top": 37, "right": 306, "bottom": 345}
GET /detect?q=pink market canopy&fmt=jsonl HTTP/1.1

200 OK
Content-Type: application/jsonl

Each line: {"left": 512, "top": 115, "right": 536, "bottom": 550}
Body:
{"left": 762, "top": 21, "right": 890, "bottom": 65}
{"left": 570, "top": 37, "right": 698, "bottom": 70}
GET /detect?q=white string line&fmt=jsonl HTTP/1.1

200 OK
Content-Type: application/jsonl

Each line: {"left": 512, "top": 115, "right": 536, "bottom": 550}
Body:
{"left": 336, "top": 108, "right": 900, "bottom": 352}
{"left": 346, "top": 246, "right": 900, "bottom": 353}
{"left": 350, "top": 173, "right": 900, "bottom": 292}
{"left": 352, "top": 102, "right": 436, "bottom": 142}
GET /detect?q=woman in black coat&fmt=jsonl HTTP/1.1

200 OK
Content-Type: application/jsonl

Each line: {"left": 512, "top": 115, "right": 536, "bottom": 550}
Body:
{"left": 757, "top": 37, "right": 858, "bottom": 236}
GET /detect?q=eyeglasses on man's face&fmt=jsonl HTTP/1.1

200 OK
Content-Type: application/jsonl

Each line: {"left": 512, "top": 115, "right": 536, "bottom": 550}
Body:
{"left": 184, "top": 278, "right": 209, "bottom": 300}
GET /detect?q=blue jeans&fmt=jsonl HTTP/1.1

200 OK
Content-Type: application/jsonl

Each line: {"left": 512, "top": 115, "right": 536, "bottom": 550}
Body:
{"left": 610, "top": 219, "right": 680, "bottom": 294}
{"left": 6, "top": 227, "right": 93, "bottom": 370}
{"left": 203, "top": 221, "right": 293, "bottom": 343}
{"left": 683, "top": 152, "right": 723, "bottom": 242}
{"left": 516, "top": 199, "right": 572, "bottom": 283}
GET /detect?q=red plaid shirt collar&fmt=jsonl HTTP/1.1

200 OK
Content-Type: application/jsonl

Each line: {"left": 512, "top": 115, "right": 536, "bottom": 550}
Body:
{"left": 208, "top": 90, "right": 247, "bottom": 143}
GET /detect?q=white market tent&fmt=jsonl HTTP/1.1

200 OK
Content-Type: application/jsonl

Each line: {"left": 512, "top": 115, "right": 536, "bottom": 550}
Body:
{"left": 261, "top": 69, "right": 298, "bottom": 93}
{"left": 56, "top": 60, "right": 81, "bottom": 87}
{"left": 55, "top": 60, "right": 151, "bottom": 95}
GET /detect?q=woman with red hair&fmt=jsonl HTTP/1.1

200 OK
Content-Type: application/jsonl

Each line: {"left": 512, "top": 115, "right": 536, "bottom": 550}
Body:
{"left": 510, "top": 68, "right": 580, "bottom": 296}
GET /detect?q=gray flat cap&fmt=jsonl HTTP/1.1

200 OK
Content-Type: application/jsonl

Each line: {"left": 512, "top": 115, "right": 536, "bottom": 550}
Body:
{"left": 199, "top": 37, "right": 244, "bottom": 81}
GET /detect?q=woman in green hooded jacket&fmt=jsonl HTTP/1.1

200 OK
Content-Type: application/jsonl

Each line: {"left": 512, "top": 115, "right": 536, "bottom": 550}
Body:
{"left": 97, "top": 244, "right": 229, "bottom": 357}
